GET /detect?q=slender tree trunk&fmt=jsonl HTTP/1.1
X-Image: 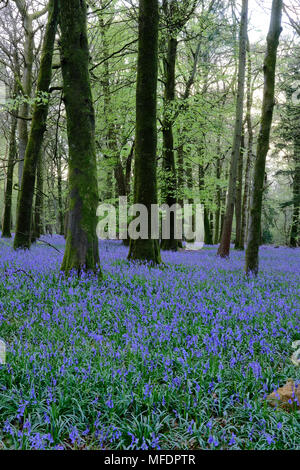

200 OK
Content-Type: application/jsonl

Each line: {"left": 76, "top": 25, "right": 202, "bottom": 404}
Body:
{"left": 97, "top": 6, "right": 127, "bottom": 199}
{"left": 240, "top": 41, "right": 254, "bottom": 249}
{"left": 290, "top": 135, "right": 300, "bottom": 247}
{"left": 14, "top": 0, "right": 58, "bottom": 249}
{"left": 60, "top": 0, "right": 100, "bottom": 274}
{"left": 57, "top": 151, "right": 64, "bottom": 235}
{"left": 32, "top": 152, "right": 44, "bottom": 241}
{"left": 13, "top": 0, "right": 48, "bottom": 187}
{"left": 17, "top": 16, "right": 34, "bottom": 189}
{"left": 128, "top": 0, "right": 161, "bottom": 263}
{"left": 177, "top": 140, "right": 184, "bottom": 209}
{"left": 218, "top": 0, "right": 248, "bottom": 257}
{"left": 2, "top": 111, "right": 18, "bottom": 238}
{"left": 214, "top": 154, "right": 222, "bottom": 245}
{"left": 245, "top": 0, "right": 283, "bottom": 274}
{"left": 161, "top": 37, "right": 179, "bottom": 251}
{"left": 234, "top": 132, "right": 245, "bottom": 249}
{"left": 199, "top": 164, "right": 213, "bottom": 245}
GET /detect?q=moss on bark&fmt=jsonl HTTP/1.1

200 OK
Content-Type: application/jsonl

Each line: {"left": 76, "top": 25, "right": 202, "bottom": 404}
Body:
{"left": 59, "top": 0, "right": 100, "bottom": 274}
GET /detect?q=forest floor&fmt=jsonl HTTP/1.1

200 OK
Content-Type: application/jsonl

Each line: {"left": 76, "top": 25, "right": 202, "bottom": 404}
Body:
{"left": 0, "top": 236, "right": 299, "bottom": 450}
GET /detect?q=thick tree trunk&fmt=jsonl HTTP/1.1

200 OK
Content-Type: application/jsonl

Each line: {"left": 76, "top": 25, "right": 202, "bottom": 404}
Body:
{"left": 128, "top": 0, "right": 161, "bottom": 263}
{"left": 14, "top": 0, "right": 58, "bottom": 249}
{"left": 161, "top": 37, "right": 179, "bottom": 252}
{"left": 218, "top": 0, "right": 248, "bottom": 258}
{"left": 245, "top": 0, "right": 283, "bottom": 274}
{"left": 60, "top": 0, "right": 100, "bottom": 274}
{"left": 2, "top": 112, "right": 18, "bottom": 238}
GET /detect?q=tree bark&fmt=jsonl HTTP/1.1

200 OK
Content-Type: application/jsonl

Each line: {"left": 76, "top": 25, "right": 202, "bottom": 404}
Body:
{"left": 32, "top": 151, "right": 44, "bottom": 241}
{"left": 13, "top": 0, "right": 48, "bottom": 188}
{"left": 234, "top": 131, "right": 245, "bottom": 249}
{"left": 14, "top": 0, "right": 58, "bottom": 249}
{"left": 245, "top": 0, "right": 283, "bottom": 274}
{"left": 57, "top": 151, "right": 64, "bottom": 236}
{"left": 240, "top": 40, "right": 254, "bottom": 250}
{"left": 290, "top": 135, "right": 300, "bottom": 247}
{"left": 218, "top": 0, "right": 248, "bottom": 257}
{"left": 161, "top": 36, "right": 179, "bottom": 251}
{"left": 2, "top": 109, "right": 18, "bottom": 238}
{"left": 60, "top": 0, "right": 100, "bottom": 274}
{"left": 214, "top": 151, "right": 222, "bottom": 245}
{"left": 128, "top": 0, "right": 161, "bottom": 263}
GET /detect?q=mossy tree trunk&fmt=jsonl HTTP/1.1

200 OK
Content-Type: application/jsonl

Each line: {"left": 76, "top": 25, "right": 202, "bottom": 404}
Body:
{"left": 14, "top": 0, "right": 58, "bottom": 250}
{"left": 245, "top": 0, "right": 283, "bottom": 274}
{"left": 2, "top": 105, "right": 18, "bottom": 238}
{"left": 128, "top": 0, "right": 161, "bottom": 263}
{"left": 60, "top": 0, "right": 100, "bottom": 274}
{"left": 218, "top": 0, "right": 248, "bottom": 258}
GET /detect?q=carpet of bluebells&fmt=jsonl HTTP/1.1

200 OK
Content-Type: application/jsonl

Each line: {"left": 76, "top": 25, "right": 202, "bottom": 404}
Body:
{"left": 0, "top": 235, "right": 299, "bottom": 450}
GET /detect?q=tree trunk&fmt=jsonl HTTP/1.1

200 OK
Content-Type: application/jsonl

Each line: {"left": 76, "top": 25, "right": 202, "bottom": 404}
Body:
{"left": 128, "top": 0, "right": 161, "bottom": 263}
{"left": 234, "top": 131, "right": 245, "bottom": 249}
{"left": 17, "top": 15, "right": 34, "bottom": 189}
{"left": 218, "top": 0, "right": 248, "bottom": 257}
{"left": 214, "top": 153, "right": 222, "bottom": 245}
{"left": 13, "top": 0, "right": 47, "bottom": 187}
{"left": 32, "top": 152, "right": 44, "bottom": 241}
{"left": 240, "top": 40, "right": 254, "bottom": 250}
{"left": 290, "top": 135, "right": 300, "bottom": 247}
{"left": 245, "top": 0, "right": 283, "bottom": 274}
{"left": 60, "top": 0, "right": 100, "bottom": 274}
{"left": 161, "top": 37, "right": 179, "bottom": 251}
{"left": 2, "top": 110, "right": 18, "bottom": 238}
{"left": 57, "top": 151, "right": 64, "bottom": 236}
{"left": 14, "top": 0, "right": 58, "bottom": 249}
